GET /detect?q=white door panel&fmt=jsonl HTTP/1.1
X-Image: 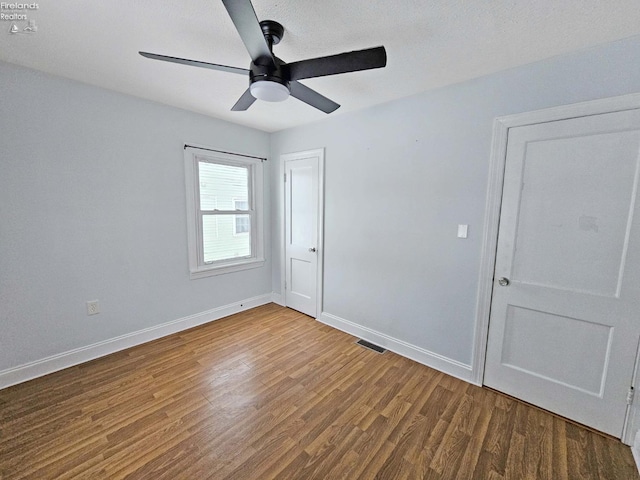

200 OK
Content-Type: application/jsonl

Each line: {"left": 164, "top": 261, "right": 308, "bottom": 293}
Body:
{"left": 290, "top": 258, "right": 314, "bottom": 298}
{"left": 285, "top": 154, "right": 321, "bottom": 317}
{"left": 484, "top": 108, "right": 640, "bottom": 437}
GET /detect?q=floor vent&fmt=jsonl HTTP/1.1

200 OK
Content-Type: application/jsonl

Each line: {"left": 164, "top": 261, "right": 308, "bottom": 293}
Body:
{"left": 356, "top": 339, "right": 386, "bottom": 354}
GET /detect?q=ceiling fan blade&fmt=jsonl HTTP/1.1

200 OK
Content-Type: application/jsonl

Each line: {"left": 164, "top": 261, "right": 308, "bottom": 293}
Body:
{"left": 139, "top": 52, "right": 249, "bottom": 75}
{"left": 289, "top": 81, "right": 340, "bottom": 114}
{"left": 231, "top": 88, "right": 257, "bottom": 111}
{"left": 288, "top": 46, "right": 387, "bottom": 81}
{"left": 221, "top": 0, "right": 275, "bottom": 66}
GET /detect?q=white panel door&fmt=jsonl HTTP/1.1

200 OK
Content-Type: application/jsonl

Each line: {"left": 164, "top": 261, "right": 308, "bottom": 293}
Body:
{"left": 285, "top": 155, "right": 320, "bottom": 317}
{"left": 484, "top": 108, "right": 640, "bottom": 437}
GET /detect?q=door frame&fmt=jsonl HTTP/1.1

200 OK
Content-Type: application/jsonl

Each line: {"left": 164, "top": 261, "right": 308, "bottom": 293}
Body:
{"left": 472, "top": 93, "right": 640, "bottom": 441}
{"left": 279, "top": 148, "right": 325, "bottom": 318}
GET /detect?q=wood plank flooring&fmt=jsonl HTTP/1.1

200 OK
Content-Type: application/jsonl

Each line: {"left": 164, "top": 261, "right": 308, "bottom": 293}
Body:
{"left": 0, "top": 303, "right": 637, "bottom": 479}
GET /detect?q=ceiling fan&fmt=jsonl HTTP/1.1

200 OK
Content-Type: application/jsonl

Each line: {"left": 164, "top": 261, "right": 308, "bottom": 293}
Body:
{"left": 139, "top": 0, "right": 387, "bottom": 114}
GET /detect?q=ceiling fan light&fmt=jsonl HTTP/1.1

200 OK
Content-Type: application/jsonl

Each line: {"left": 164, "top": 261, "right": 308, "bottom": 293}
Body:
{"left": 250, "top": 80, "right": 290, "bottom": 102}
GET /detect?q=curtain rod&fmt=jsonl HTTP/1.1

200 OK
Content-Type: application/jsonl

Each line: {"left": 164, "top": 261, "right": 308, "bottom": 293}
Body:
{"left": 184, "top": 144, "right": 267, "bottom": 162}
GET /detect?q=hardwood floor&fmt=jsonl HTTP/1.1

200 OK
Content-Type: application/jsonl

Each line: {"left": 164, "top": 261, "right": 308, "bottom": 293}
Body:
{"left": 1, "top": 303, "right": 637, "bottom": 479}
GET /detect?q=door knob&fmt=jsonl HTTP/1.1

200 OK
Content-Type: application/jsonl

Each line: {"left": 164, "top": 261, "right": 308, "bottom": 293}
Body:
{"left": 309, "top": 247, "right": 316, "bottom": 252}
{"left": 498, "top": 277, "right": 510, "bottom": 286}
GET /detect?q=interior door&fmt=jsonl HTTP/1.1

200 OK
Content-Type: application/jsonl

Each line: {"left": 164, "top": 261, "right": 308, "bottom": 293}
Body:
{"left": 284, "top": 154, "right": 320, "bottom": 317}
{"left": 484, "top": 108, "right": 640, "bottom": 437}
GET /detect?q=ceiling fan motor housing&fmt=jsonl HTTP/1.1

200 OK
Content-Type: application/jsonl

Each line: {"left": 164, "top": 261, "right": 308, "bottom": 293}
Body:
{"left": 249, "top": 58, "right": 290, "bottom": 89}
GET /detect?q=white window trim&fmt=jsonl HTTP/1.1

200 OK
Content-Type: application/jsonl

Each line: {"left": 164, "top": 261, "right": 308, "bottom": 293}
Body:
{"left": 184, "top": 146, "right": 265, "bottom": 279}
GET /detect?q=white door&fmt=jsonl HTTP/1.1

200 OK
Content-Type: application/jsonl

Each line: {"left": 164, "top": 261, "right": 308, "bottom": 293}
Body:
{"left": 284, "top": 150, "right": 323, "bottom": 317}
{"left": 484, "top": 108, "right": 640, "bottom": 437}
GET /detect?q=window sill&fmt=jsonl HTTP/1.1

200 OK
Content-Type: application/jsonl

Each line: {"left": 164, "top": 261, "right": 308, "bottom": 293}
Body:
{"left": 189, "top": 258, "right": 265, "bottom": 279}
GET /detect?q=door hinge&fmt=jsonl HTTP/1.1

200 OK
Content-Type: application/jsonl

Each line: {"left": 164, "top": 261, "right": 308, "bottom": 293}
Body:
{"left": 284, "top": 281, "right": 287, "bottom": 290}
{"left": 284, "top": 173, "right": 287, "bottom": 182}
{"left": 627, "top": 386, "right": 635, "bottom": 405}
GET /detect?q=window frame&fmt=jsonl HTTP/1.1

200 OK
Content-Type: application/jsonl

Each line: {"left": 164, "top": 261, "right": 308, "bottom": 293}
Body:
{"left": 184, "top": 146, "right": 265, "bottom": 279}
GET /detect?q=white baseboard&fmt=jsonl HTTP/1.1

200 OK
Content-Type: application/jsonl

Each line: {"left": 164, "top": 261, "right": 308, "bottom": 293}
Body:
{"left": 0, "top": 294, "right": 273, "bottom": 390}
{"left": 271, "top": 292, "right": 285, "bottom": 306}
{"left": 317, "top": 312, "right": 475, "bottom": 385}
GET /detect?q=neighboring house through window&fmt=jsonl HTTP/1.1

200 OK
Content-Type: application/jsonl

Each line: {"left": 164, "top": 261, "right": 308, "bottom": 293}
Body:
{"left": 184, "top": 146, "right": 264, "bottom": 278}
{"left": 233, "top": 199, "right": 250, "bottom": 235}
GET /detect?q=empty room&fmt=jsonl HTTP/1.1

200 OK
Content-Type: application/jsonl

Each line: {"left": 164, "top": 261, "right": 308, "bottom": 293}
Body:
{"left": 2, "top": 1, "right": 640, "bottom": 478}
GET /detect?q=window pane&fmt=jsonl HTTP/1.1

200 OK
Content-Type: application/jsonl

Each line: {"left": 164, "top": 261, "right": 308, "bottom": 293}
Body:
{"left": 203, "top": 215, "right": 251, "bottom": 263}
{"left": 199, "top": 161, "right": 248, "bottom": 210}
{"left": 234, "top": 214, "right": 250, "bottom": 234}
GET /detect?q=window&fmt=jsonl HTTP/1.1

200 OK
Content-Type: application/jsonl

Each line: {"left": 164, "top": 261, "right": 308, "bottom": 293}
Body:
{"left": 184, "top": 146, "right": 264, "bottom": 278}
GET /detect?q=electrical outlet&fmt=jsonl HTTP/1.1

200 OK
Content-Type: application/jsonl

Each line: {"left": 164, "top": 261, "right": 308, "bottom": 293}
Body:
{"left": 87, "top": 300, "right": 100, "bottom": 316}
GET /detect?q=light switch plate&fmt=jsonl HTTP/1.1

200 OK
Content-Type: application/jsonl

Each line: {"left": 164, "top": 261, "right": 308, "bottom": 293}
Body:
{"left": 457, "top": 224, "right": 468, "bottom": 239}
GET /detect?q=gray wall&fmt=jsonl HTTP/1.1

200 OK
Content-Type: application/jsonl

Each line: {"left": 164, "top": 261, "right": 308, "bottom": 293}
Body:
{"left": 270, "top": 34, "right": 640, "bottom": 368}
{"left": 0, "top": 62, "right": 271, "bottom": 372}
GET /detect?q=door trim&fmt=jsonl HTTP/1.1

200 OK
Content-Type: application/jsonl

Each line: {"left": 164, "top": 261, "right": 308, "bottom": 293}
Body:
{"left": 280, "top": 148, "right": 325, "bottom": 318}
{"left": 472, "top": 94, "right": 640, "bottom": 436}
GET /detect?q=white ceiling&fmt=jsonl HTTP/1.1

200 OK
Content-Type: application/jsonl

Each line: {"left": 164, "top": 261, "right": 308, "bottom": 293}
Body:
{"left": 2, "top": 1, "right": 640, "bottom": 132}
